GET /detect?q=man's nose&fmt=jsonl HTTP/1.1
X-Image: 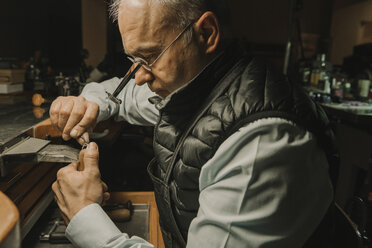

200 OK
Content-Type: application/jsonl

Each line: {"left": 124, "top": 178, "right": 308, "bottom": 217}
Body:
{"left": 134, "top": 66, "right": 154, "bottom": 85}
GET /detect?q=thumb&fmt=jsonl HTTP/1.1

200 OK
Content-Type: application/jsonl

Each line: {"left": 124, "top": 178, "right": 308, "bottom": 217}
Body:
{"left": 69, "top": 162, "right": 79, "bottom": 171}
{"left": 84, "top": 142, "right": 99, "bottom": 172}
{"left": 78, "top": 149, "right": 85, "bottom": 171}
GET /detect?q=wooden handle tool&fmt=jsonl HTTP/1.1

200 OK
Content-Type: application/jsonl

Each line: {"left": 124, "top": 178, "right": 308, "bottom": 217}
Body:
{"left": 103, "top": 201, "right": 133, "bottom": 222}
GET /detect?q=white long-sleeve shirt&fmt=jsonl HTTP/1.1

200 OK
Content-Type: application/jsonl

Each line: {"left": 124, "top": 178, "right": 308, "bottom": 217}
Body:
{"left": 66, "top": 78, "right": 333, "bottom": 248}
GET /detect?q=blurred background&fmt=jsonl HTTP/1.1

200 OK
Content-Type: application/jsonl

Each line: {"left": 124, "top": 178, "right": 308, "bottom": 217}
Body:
{"left": 2, "top": 0, "right": 372, "bottom": 247}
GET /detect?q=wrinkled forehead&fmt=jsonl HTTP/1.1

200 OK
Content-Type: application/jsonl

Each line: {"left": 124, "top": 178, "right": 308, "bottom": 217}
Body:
{"left": 118, "top": 0, "right": 173, "bottom": 52}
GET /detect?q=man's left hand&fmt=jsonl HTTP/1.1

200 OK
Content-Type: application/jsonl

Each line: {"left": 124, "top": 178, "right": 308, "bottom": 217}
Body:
{"left": 52, "top": 142, "right": 110, "bottom": 223}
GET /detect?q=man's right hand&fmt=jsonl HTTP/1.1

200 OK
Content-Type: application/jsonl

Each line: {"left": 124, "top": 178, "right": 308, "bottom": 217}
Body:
{"left": 49, "top": 96, "right": 99, "bottom": 141}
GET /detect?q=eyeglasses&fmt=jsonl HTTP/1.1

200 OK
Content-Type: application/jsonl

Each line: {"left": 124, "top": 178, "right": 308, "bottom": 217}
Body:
{"left": 127, "top": 22, "right": 194, "bottom": 71}
{"left": 106, "top": 22, "right": 194, "bottom": 104}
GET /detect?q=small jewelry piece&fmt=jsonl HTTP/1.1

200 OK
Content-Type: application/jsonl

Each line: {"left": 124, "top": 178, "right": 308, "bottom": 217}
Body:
{"left": 78, "top": 136, "right": 89, "bottom": 150}
{"left": 81, "top": 143, "right": 88, "bottom": 150}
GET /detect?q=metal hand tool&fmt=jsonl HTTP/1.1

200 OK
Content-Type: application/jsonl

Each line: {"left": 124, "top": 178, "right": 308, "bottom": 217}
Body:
{"left": 1, "top": 137, "right": 79, "bottom": 164}
{"left": 106, "top": 63, "right": 142, "bottom": 105}
{"left": 0, "top": 137, "right": 80, "bottom": 177}
{"left": 39, "top": 219, "right": 70, "bottom": 244}
{"left": 103, "top": 200, "right": 133, "bottom": 222}
{"left": 39, "top": 219, "right": 60, "bottom": 241}
{"left": 0, "top": 130, "right": 106, "bottom": 176}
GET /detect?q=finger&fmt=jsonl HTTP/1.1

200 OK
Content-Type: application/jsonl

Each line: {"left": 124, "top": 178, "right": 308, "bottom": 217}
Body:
{"left": 49, "top": 99, "right": 62, "bottom": 131}
{"left": 52, "top": 181, "right": 64, "bottom": 205}
{"left": 70, "top": 103, "right": 98, "bottom": 138}
{"left": 58, "top": 100, "right": 74, "bottom": 135}
{"left": 84, "top": 142, "right": 100, "bottom": 173}
{"left": 51, "top": 181, "right": 59, "bottom": 196}
{"left": 78, "top": 149, "right": 85, "bottom": 171}
{"left": 52, "top": 181, "right": 70, "bottom": 224}
{"left": 76, "top": 132, "right": 90, "bottom": 146}
{"left": 82, "top": 132, "right": 90, "bottom": 143}
{"left": 62, "top": 99, "right": 86, "bottom": 140}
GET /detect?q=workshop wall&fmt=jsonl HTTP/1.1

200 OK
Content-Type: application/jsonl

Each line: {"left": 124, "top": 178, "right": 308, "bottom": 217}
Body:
{"left": 0, "top": 0, "right": 82, "bottom": 72}
{"left": 228, "top": 0, "right": 332, "bottom": 44}
{"left": 333, "top": 0, "right": 369, "bottom": 9}
{"left": 80, "top": 0, "right": 336, "bottom": 70}
{"left": 81, "top": 0, "right": 107, "bottom": 68}
{"left": 330, "top": 0, "right": 372, "bottom": 65}
{"left": 227, "top": 0, "right": 333, "bottom": 70}
{"left": 227, "top": 0, "right": 368, "bottom": 65}
{"left": 228, "top": 0, "right": 365, "bottom": 45}
{"left": 1, "top": 0, "right": 363, "bottom": 72}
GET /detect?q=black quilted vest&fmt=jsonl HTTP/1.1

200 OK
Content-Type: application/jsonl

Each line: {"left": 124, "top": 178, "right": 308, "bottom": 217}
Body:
{"left": 147, "top": 44, "right": 335, "bottom": 248}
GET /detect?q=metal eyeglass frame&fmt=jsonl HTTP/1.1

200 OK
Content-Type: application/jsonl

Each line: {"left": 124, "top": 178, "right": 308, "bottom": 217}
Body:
{"left": 106, "top": 22, "right": 194, "bottom": 104}
{"left": 126, "top": 22, "right": 194, "bottom": 71}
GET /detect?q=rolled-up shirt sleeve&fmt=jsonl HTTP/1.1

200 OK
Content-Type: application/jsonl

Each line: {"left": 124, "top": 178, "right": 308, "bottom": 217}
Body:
{"left": 80, "top": 78, "right": 158, "bottom": 126}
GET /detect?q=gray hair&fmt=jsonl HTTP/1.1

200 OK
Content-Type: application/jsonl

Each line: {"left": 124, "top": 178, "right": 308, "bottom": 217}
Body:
{"left": 109, "top": 0, "right": 232, "bottom": 42}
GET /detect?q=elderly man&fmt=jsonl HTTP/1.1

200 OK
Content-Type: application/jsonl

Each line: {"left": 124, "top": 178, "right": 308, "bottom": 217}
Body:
{"left": 51, "top": 0, "right": 335, "bottom": 247}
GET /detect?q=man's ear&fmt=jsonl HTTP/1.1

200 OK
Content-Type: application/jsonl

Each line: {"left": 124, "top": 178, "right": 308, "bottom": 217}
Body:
{"left": 194, "top": 11, "right": 220, "bottom": 54}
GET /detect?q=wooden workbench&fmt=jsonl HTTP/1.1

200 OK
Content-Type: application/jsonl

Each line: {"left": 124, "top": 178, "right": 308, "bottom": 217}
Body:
{"left": 0, "top": 118, "right": 164, "bottom": 247}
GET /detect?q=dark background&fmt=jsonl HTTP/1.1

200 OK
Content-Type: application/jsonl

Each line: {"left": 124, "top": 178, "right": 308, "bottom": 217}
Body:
{"left": 0, "top": 0, "right": 369, "bottom": 75}
{"left": 0, "top": 0, "right": 82, "bottom": 72}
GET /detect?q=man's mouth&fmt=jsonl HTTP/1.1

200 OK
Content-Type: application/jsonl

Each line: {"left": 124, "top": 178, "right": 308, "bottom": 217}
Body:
{"left": 147, "top": 84, "right": 157, "bottom": 93}
{"left": 147, "top": 84, "right": 159, "bottom": 93}
{"left": 146, "top": 84, "right": 169, "bottom": 97}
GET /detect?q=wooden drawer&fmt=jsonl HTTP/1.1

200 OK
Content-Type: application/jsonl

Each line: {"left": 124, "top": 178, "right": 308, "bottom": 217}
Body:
{"left": 107, "top": 191, "right": 164, "bottom": 248}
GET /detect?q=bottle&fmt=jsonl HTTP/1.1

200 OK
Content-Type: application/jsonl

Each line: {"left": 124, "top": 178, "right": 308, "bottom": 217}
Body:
{"left": 331, "top": 78, "right": 344, "bottom": 103}
{"left": 318, "top": 54, "right": 331, "bottom": 94}
{"left": 344, "top": 81, "right": 352, "bottom": 100}
{"left": 368, "top": 88, "right": 372, "bottom": 103}
{"left": 310, "top": 55, "right": 321, "bottom": 88}
{"left": 298, "top": 59, "right": 312, "bottom": 86}
{"left": 24, "top": 57, "right": 36, "bottom": 91}
{"left": 357, "top": 72, "right": 371, "bottom": 102}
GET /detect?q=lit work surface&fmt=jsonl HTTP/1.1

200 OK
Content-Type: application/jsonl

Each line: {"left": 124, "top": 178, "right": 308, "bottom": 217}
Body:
{"left": 0, "top": 104, "right": 49, "bottom": 145}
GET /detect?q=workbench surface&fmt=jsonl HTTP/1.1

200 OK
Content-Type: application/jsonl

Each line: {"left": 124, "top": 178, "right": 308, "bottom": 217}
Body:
{"left": 0, "top": 104, "right": 49, "bottom": 147}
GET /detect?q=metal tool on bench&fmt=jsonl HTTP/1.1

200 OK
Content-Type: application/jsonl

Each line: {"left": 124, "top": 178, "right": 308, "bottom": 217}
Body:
{"left": 0, "top": 136, "right": 80, "bottom": 177}
{"left": 0, "top": 126, "right": 111, "bottom": 177}
{"left": 37, "top": 202, "right": 134, "bottom": 244}
{"left": 39, "top": 219, "right": 70, "bottom": 244}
